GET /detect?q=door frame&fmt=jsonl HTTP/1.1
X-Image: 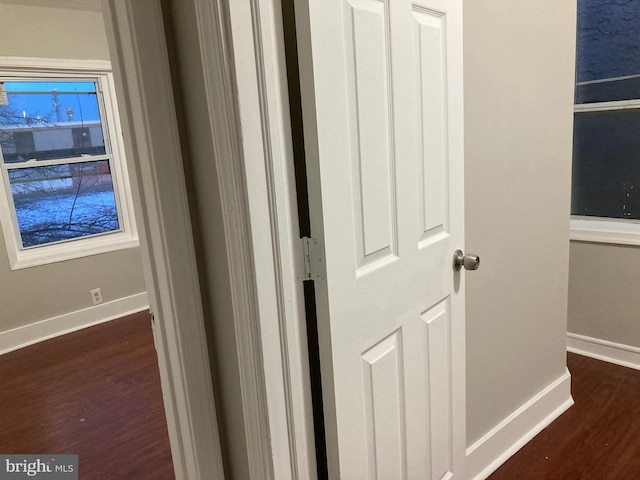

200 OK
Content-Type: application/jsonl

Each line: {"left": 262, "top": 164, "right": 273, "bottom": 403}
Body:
{"left": 103, "top": 0, "right": 315, "bottom": 479}
{"left": 101, "top": 1, "right": 225, "bottom": 478}
{"left": 219, "top": 0, "right": 318, "bottom": 477}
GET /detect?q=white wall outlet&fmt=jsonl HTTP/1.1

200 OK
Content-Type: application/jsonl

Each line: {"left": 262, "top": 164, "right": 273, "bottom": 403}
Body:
{"left": 90, "top": 288, "right": 103, "bottom": 305}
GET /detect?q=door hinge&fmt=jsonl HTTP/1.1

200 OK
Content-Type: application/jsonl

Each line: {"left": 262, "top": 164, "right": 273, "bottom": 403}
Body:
{"left": 301, "top": 236, "right": 325, "bottom": 281}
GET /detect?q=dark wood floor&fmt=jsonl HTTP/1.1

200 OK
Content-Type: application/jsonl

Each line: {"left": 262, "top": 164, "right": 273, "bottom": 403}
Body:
{"left": 490, "top": 352, "right": 640, "bottom": 479}
{"left": 4, "top": 319, "right": 637, "bottom": 480}
{"left": 0, "top": 311, "right": 175, "bottom": 479}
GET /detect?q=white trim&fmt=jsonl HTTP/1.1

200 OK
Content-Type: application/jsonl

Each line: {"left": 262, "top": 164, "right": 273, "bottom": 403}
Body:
{"left": 465, "top": 370, "right": 573, "bottom": 480}
{"left": 574, "top": 99, "right": 640, "bottom": 112}
{"left": 570, "top": 217, "right": 640, "bottom": 246}
{"left": 102, "top": 1, "right": 224, "bottom": 479}
{"left": 576, "top": 73, "right": 640, "bottom": 86}
{"left": 0, "top": 58, "right": 139, "bottom": 269}
{"left": 231, "top": 0, "right": 317, "bottom": 476}
{"left": 6, "top": 235, "right": 140, "bottom": 269}
{"left": 567, "top": 332, "right": 640, "bottom": 371}
{"left": 192, "top": 0, "right": 275, "bottom": 478}
{"left": 196, "top": 0, "right": 315, "bottom": 477}
{"left": 0, "top": 292, "right": 148, "bottom": 355}
{"left": 0, "top": 57, "right": 111, "bottom": 72}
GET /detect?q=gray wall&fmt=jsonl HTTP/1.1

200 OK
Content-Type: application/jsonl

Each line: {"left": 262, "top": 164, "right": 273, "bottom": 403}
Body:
{"left": 0, "top": 4, "right": 109, "bottom": 60}
{"left": 0, "top": 3, "right": 146, "bottom": 331}
{"left": 568, "top": 242, "right": 640, "bottom": 347}
{"left": 464, "top": 0, "right": 577, "bottom": 446}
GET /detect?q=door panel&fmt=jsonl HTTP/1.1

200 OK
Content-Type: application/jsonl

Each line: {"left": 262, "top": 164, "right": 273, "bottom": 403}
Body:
{"left": 346, "top": 0, "right": 398, "bottom": 270}
{"left": 415, "top": 8, "right": 448, "bottom": 243}
{"left": 296, "top": 0, "right": 464, "bottom": 477}
{"left": 361, "top": 330, "right": 406, "bottom": 479}
{"left": 423, "top": 299, "right": 453, "bottom": 479}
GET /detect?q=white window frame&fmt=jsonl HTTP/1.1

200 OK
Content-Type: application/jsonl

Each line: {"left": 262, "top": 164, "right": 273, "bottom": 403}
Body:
{"left": 0, "top": 57, "right": 138, "bottom": 269}
{"left": 571, "top": 95, "right": 640, "bottom": 245}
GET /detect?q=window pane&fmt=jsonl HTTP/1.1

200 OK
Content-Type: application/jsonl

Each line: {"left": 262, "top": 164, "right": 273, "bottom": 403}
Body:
{"left": 8, "top": 160, "right": 120, "bottom": 248}
{"left": 576, "top": 77, "right": 640, "bottom": 104}
{"left": 0, "top": 81, "right": 106, "bottom": 163}
{"left": 572, "top": 110, "right": 640, "bottom": 220}
{"left": 576, "top": 0, "right": 640, "bottom": 104}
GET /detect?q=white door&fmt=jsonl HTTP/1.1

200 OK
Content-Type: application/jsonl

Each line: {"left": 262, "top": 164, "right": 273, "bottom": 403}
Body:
{"left": 296, "top": 0, "right": 466, "bottom": 478}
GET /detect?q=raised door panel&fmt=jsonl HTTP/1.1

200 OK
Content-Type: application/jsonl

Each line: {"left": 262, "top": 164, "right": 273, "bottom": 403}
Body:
{"left": 413, "top": 7, "right": 449, "bottom": 248}
{"left": 345, "top": 0, "right": 399, "bottom": 274}
{"left": 422, "top": 299, "right": 453, "bottom": 480}
{"left": 361, "top": 330, "right": 407, "bottom": 479}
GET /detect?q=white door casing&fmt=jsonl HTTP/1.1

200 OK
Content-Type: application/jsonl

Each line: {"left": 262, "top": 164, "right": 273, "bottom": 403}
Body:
{"left": 295, "top": 0, "right": 465, "bottom": 478}
{"left": 101, "top": 1, "right": 224, "bottom": 478}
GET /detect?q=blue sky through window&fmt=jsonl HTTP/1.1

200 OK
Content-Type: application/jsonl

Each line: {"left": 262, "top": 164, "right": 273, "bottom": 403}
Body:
{"left": 1, "top": 81, "right": 101, "bottom": 124}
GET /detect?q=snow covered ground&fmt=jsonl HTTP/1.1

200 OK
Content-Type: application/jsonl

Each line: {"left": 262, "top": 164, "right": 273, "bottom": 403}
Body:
{"left": 13, "top": 188, "right": 119, "bottom": 248}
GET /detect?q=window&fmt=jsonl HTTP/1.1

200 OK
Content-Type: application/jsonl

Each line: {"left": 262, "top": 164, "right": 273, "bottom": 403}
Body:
{"left": 571, "top": 0, "right": 640, "bottom": 245}
{"left": 0, "top": 58, "right": 138, "bottom": 269}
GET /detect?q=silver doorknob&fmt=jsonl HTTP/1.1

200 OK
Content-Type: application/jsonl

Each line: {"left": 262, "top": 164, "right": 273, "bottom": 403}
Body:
{"left": 453, "top": 249, "right": 480, "bottom": 271}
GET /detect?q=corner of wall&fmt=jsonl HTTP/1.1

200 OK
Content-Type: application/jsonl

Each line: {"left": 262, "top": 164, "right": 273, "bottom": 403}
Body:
{"left": 0, "top": 292, "right": 148, "bottom": 355}
{"left": 465, "top": 370, "right": 573, "bottom": 480}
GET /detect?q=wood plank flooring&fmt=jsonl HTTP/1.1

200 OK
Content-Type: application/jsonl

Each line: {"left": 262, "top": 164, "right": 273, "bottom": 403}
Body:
{"left": 0, "top": 311, "right": 175, "bottom": 479}
{"left": 489, "top": 352, "right": 640, "bottom": 479}
{"left": 3, "top": 317, "right": 638, "bottom": 480}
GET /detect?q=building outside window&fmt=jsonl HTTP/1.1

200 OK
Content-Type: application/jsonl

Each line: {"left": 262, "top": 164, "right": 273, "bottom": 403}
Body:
{"left": 0, "top": 59, "right": 137, "bottom": 269}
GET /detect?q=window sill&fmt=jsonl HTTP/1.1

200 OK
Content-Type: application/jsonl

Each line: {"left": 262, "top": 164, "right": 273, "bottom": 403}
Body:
{"left": 8, "top": 232, "right": 140, "bottom": 270}
{"left": 570, "top": 217, "right": 640, "bottom": 246}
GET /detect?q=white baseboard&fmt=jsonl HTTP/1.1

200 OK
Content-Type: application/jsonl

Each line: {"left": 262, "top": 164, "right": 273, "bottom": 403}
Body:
{"left": 465, "top": 370, "right": 574, "bottom": 480}
{"left": 567, "top": 332, "right": 640, "bottom": 371}
{"left": 0, "top": 292, "right": 149, "bottom": 355}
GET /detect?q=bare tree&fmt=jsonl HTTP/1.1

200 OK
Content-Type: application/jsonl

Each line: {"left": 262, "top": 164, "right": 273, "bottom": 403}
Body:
{"left": 0, "top": 103, "right": 118, "bottom": 247}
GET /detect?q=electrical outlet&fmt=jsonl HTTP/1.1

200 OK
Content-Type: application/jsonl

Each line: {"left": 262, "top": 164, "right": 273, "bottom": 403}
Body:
{"left": 90, "top": 288, "right": 103, "bottom": 305}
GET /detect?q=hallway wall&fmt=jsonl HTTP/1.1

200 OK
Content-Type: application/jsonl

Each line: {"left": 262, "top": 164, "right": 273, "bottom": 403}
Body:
{"left": 464, "top": 0, "right": 577, "bottom": 447}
